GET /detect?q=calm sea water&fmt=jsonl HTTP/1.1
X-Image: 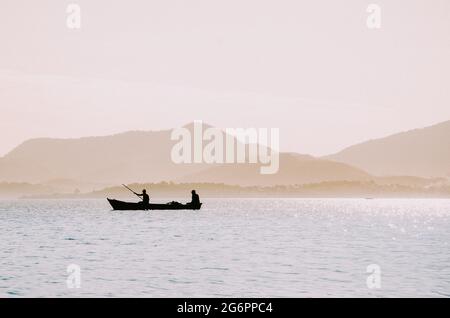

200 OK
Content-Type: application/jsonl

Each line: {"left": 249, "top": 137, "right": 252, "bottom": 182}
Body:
{"left": 0, "top": 198, "right": 449, "bottom": 297}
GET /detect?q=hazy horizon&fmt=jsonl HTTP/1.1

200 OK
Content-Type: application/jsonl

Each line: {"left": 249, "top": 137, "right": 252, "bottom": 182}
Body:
{"left": 1, "top": 0, "right": 450, "bottom": 157}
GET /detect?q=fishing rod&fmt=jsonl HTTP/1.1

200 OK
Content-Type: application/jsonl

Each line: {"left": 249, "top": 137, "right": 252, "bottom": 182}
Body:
{"left": 122, "top": 184, "right": 142, "bottom": 200}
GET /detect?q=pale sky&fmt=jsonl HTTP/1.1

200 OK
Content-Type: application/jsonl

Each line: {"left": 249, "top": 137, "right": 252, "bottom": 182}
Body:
{"left": 1, "top": 0, "right": 449, "bottom": 156}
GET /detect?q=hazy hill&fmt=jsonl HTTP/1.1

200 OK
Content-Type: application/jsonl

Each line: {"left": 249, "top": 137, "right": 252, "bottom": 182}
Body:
{"left": 0, "top": 182, "right": 54, "bottom": 199}
{"left": 326, "top": 120, "right": 450, "bottom": 178}
{"left": 0, "top": 128, "right": 209, "bottom": 185}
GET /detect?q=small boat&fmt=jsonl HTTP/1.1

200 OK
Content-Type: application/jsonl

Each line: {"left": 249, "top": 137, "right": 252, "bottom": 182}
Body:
{"left": 107, "top": 198, "right": 202, "bottom": 211}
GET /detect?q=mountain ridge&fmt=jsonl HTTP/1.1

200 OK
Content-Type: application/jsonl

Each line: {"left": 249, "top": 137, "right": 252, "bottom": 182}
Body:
{"left": 326, "top": 120, "right": 450, "bottom": 178}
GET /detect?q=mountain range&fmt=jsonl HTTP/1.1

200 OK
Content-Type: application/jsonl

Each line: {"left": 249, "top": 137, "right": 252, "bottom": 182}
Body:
{"left": 0, "top": 120, "right": 449, "bottom": 194}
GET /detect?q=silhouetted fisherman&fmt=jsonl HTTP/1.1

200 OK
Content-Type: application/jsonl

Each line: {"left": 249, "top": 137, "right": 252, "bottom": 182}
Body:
{"left": 137, "top": 189, "right": 150, "bottom": 207}
{"left": 190, "top": 190, "right": 200, "bottom": 209}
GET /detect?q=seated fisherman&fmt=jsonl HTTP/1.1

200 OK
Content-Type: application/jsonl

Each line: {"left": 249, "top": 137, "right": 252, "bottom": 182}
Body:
{"left": 190, "top": 190, "right": 201, "bottom": 209}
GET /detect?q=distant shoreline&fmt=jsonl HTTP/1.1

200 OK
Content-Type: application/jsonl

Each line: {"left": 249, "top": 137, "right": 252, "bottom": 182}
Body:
{"left": 0, "top": 180, "right": 447, "bottom": 200}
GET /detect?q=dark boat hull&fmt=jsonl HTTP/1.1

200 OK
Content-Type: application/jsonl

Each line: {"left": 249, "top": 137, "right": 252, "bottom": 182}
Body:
{"left": 107, "top": 198, "right": 202, "bottom": 211}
